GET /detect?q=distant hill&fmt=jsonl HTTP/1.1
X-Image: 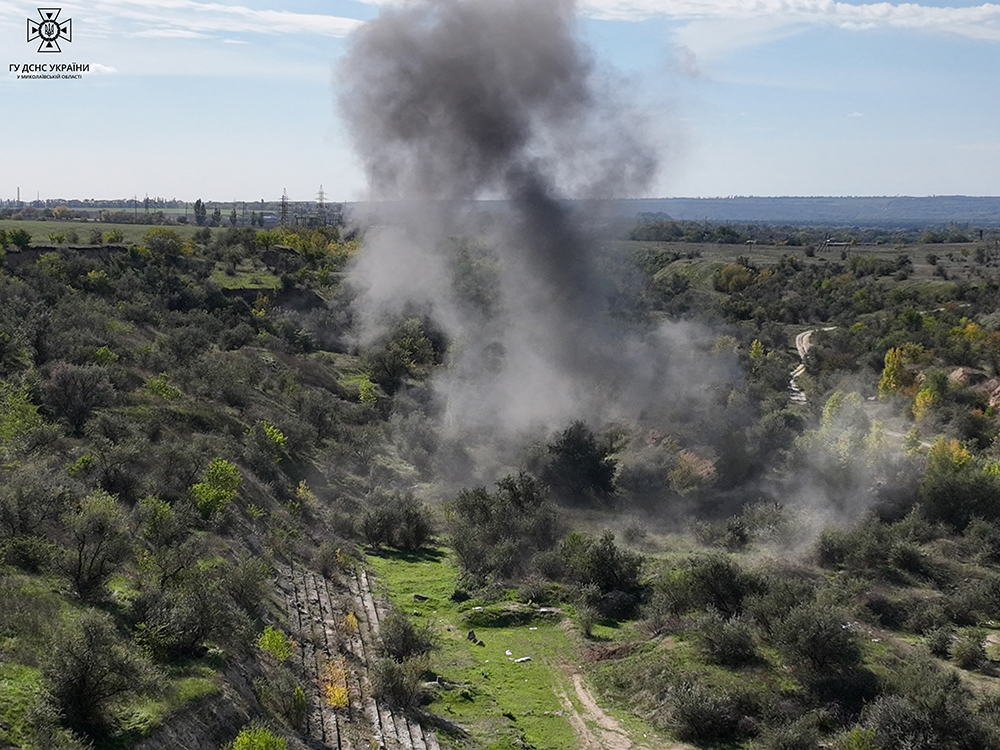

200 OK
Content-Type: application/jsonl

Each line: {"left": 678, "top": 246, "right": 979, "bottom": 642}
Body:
{"left": 604, "top": 196, "right": 1000, "bottom": 226}
{"left": 347, "top": 196, "right": 1000, "bottom": 227}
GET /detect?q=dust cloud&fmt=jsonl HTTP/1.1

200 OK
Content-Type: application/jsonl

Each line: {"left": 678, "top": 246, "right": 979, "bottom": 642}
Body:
{"left": 337, "top": 0, "right": 726, "bottom": 440}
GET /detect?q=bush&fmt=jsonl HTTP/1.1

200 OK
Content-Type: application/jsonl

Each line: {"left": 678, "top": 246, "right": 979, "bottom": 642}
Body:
{"left": 43, "top": 610, "right": 161, "bottom": 737}
{"left": 228, "top": 725, "right": 286, "bottom": 750}
{"left": 951, "top": 630, "right": 987, "bottom": 671}
{"left": 379, "top": 610, "right": 434, "bottom": 662}
{"left": 256, "top": 626, "right": 294, "bottom": 662}
{"left": 670, "top": 682, "right": 747, "bottom": 744}
{"left": 683, "top": 553, "right": 760, "bottom": 618}
{"left": 450, "top": 472, "right": 560, "bottom": 581}
{"left": 190, "top": 457, "right": 242, "bottom": 518}
{"left": 41, "top": 363, "right": 116, "bottom": 434}
{"left": 62, "top": 490, "right": 130, "bottom": 602}
{"left": 9, "top": 228, "right": 31, "bottom": 250}
{"left": 540, "top": 421, "right": 617, "bottom": 501}
{"left": 752, "top": 715, "right": 821, "bottom": 750}
{"left": 370, "top": 656, "right": 427, "bottom": 710}
{"left": 924, "top": 626, "right": 954, "bottom": 658}
{"left": 772, "top": 604, "right": 861, "bottom": 671}
{"left": 558, "top": 530, "right": 644, "bottom": 618}
{"left": 1, "top": 534, "right": 56, "bottom": 572}
{"left": 361, "top": 493, "right": 432, "bottom": 551}
{"left": 695, "top": 612, "right": 758, "bottom": 666}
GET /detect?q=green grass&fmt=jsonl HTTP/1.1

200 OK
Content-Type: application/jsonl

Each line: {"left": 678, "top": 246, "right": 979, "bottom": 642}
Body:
{"left": 368, "top": 548, "right": 608, "bottom": 750}
{"left": 211, "top": 261, "right": 281, "bottom": 290}
{"left": 0, "top": 662, "right": 43, "bottom": 746}
{"left": 0, "top": 219, "right": 207, "bottom": 246}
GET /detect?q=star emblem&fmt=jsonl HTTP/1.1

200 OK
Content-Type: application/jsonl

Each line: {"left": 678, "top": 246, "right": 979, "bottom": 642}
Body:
{"left": 27, "top": 8, "right": 72, "bottom": 53}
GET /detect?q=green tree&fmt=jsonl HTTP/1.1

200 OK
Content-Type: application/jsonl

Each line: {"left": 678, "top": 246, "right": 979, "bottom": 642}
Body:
{"left": 193, "top": 199, "right": 207, "bottom": 226}
{"left": 190, "top": 457, "right": 242, "bottom": 518}
{"left": 541, "top": 421, "right": 617, "bottom": 501}
{"left": 62, "top": 490, "right": 130, "bottom": 602}
{"left": 450, "top": 472, "right": 559, "bottom": 580}
{"left": 9, "top": 228, "right": 31, "bottom": 250}
{"left": 143, "top": 227, "right": 184, "bottom": 259}
{"left": 43, "top": 610, "right": 160, "bottom": 737}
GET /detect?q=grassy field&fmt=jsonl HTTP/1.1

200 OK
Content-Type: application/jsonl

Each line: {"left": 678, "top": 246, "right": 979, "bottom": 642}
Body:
{"left": 0, "top": 219, "right": 208, "bottom": 246}
{"left": 367, "top": 548, "right": 668, "bottom": 750}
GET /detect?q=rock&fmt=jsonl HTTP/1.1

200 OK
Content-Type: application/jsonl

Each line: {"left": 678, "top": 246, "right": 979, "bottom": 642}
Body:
{"left": 467, "top": 630, "right": 476, "bottom": 641}
{"left": 413, "top": 593, "right": 429, "bottom": 601}
{"left": 476, "top": 639, "right": 486, "bottom": 647}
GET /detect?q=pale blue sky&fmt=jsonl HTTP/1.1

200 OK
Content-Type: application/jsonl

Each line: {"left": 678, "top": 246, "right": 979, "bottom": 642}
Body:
{"left": 1, "top": 0, "right": 998, "bottom": 203}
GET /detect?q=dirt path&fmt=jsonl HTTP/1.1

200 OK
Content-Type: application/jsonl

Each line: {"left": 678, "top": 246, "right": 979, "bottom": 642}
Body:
{"left": 555, "top": 664, "right": 687, "bottom": 750}
{"left": 277, "top": 562, "right": 441, "bottom": 750}
{"left": 790, "top": 327, "right": 836, "bottom": 403}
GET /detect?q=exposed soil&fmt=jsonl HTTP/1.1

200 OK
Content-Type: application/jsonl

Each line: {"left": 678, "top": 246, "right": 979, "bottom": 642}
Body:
{"left": 555, "top": 663, "right": 683, "bottom": 750}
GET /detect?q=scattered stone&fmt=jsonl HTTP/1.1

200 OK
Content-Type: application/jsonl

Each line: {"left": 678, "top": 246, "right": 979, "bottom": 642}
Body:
{"left": 476, "top": 639, "right": 486, "bottom": 647}
{"left": 413, "top": 593, "right": 429, "bottom": 601}
{"left": 467, "top": 630, "right": 476, "bottom": 641}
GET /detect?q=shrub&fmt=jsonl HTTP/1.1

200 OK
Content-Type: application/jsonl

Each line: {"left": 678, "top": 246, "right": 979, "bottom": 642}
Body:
{"left": 1, "top": 534, "right": 56, "bottom": 572}
{"left": 753, "top": 715, "right": 821, "bottom": 750}
{"left": 228, "top": 725, "right": 286, "bottom": 750}
{"left": 450, "top": 472, "right": 560, "bottom": 581}
{"left": 950, "top": 630, "right": 987, "bottom": 671}
{"left": 9, "top": 228, "right": 31, "bottom": 250}
{"left": 370, "top": 656, "right": 426, "bottom": 710}
{"left": 256, "top": 626, "right": 294, "bottom": 663}
{"left": 540, "top": 421, "right": 617, "bottom": 501}
{"left": 558, "top": 530, "right": 644, "bottom": 618}
{"left": 773, "top": 604, "right": 861, "bottom": 671}
{"left": 670, "top": 682, "right": 746, "bottom": 744}
{"left": 379, "top": 610, "right": 434, "bottom": 662}
{"left": 924, "top": 626, "right": 954, "bottom": 658}
{"left": 683, "top": 553, "right": 760, "bottom": 618}
{"left": 695, "top": 612, "right": 758, "bottom": 666}
{"left": 62, "top": 490, "right": 130, "bottom": 602}
{"left": 41, "top": 363, "right": 116, "bottom": 434}
{"left": 361, "top": 493, "right": 432, "bottom": 552}
{"left": 190, "top": 457, "right": 242, "bottom": 518}
{"left": 43, "top": 610, "right": 160, "bottom": 737}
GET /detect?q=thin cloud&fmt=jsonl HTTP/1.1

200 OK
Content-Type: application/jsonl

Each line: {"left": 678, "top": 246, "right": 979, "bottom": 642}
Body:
{"left": 89, "top": 0, "right": 364, "bottom": 38}
{"left": 354, "top": 0, "right": 1000, "bottom": 42}
{"left": 578, "top": 0, "right": 1000, "bottom": 42}
{"left": 847, "top": 111, "right": 865, "bottom": 117}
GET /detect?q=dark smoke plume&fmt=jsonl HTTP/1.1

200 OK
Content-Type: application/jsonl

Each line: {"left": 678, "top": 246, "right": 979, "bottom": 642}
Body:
{"left": 338, "top": 0, "right": 724, "bottom": 438}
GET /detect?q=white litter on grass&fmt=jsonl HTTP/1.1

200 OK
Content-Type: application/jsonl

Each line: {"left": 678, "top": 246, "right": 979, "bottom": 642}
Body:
{"left": 515, "top": 656, "right": 531, "bottom": 663}
{"left": 506, "top": 649, "right": 512, "bottom": 656}
{"left": 529, "top": 627, "right": 537, "bottom": 630}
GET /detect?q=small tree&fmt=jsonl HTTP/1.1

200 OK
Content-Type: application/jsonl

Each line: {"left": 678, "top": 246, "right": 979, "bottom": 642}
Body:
{"left": 9, "top": 228, "right": 32, "bottom": 250}
{"left": 43, "top": 610, "right": 160, "bottom": 736}
{"left": 41, "top": 363, "right": 115, "bottom": 435}
{"left": 63, "top": 490, "right": 130, "bottom": 602}
{"left": 773, "top": 603, "right": 862, "bottom": 671}
{"left": 541, "top": 421, "right": 617, "bottom": 502}
{"left": 193, "top": 199, "right": 207, "bottom": 226}
{"left": 190, "top": 457, "right": 242, "bottom": 518}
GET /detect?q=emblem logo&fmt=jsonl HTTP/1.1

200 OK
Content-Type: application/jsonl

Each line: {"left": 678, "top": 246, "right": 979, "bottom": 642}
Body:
{"left": 27, "top": 8, "right": 72, "bottom": 53}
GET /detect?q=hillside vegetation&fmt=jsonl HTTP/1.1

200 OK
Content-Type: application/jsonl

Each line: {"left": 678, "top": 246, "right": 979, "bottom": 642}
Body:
{"left": 4, "top": 218, "right": 1000, "bottom": 749}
